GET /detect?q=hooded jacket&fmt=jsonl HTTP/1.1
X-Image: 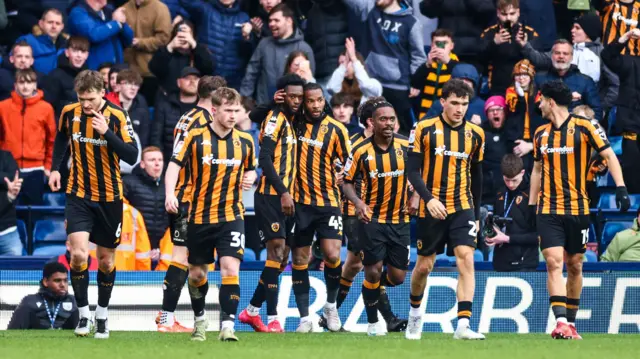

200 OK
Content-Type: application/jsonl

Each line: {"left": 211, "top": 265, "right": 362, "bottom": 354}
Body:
{"left": 122, "top": 0, "right": 172, "bottom": 77}
{"left": 148, "top": 44, "right": 216, "bottom": 96}
{"left": 601, "top": 218, "right": 640, "bottom": 262}
{"left": 534, "top": 64, "right": 602, "bottom": 121}
{"left": 15, "top": 33, "right": 68, "bottom": 75}
{"left": 123, "top": 165, "right": 169, "bottom": 248}
{"left": 67, "top": 0, "right": 134, "bottom": 70}
{"left": 150, "top": 93, "right": 197, "bottom": 163}
{"left": 180, "top": 0, "right": 252, "bottom": 89}
{"left": 0, "top": 90, "right": 56, "bottom": 170}
{"left": 344, "top": 0, "right": 426, "bottom": 90}
{"left": 305, "top": 0, "right": 349, "bottom": 79}
{"left": 601, "top": 41, "right": 640, "bottom": 134}
{"left": 7, "top": 286, "right": 78, "bottom": 330}
{"left": 43, "top": 54, "right": 88, "bottom": 118}
{"left": 240, "top": 28, "right": 315, "bottom": 104}
{"left": 0, "top": 61, "right": 46, "bottom": 101}
{"left": 425, "top": 63, "right": 486, "bottom": 122}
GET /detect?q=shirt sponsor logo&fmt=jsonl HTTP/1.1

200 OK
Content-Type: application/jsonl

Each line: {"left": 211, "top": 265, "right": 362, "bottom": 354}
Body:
{"left": 434, "top": 145, "right": 469, "bottom": 159}
{"left": 369, "top": 169, "right": 404, "bottom": 178}
{"left": 540, "top": 144, "right": 574, "bottom": 155}
{"left": 298, "top": 136, "right": 324, "bottom": 148}
{"left": 72, "top": 132, "right": 108, "bottom": 146}
{"left": 202, "top": 155, "right": 241, "bottom": 166}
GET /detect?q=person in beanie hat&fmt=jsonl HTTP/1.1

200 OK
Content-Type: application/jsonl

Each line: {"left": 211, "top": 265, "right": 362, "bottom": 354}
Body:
{"left": 504, "top": 59, "right": 545, "bottom": 173}
{"left": 574, "top": 13, "right": 602, "bottom": 44}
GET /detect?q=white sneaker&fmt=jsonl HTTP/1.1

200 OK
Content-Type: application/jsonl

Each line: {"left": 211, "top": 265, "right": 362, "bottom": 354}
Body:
{"left": 94, "top": 318, "right": 109, "bottom": 339}
{"left": 75, "top": 317, "right": 93, "bottom": 337}
{"left": 322, "top": 305, "right": 342, "bottom": 332}
{"left": 453, "top": 325, "right": 485, "bottom": 340}
{"left": 405, "top": 315, "right": 423, "bottom": 340}
{"left": 367, "top": 322, "right": 386, "bottom": 336}
{"left": 296, "top": 319, "right": 313, "bottom": 333}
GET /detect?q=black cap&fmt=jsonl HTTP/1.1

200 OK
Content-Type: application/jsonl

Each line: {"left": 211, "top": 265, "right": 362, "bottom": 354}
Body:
{"left": 180, "top": 67, "right": 201, "bottom": 78}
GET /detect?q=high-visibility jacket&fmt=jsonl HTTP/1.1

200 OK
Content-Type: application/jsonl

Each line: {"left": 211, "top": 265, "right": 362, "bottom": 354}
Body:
{"left": 156, "top": 229, "right": 215, "bottom": 272}
{"left": 90, "top": 203, "right": 151, "bottom": 270}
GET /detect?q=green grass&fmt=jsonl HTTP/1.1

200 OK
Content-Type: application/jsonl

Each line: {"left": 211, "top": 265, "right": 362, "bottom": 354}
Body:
{"left": 1, "top": 331, "right": 638, "bottom": 359}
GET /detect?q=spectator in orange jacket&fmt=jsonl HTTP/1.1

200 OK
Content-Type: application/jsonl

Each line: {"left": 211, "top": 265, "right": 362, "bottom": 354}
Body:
{"left": 0, "top": 69, "right": 55, "bottom": 205}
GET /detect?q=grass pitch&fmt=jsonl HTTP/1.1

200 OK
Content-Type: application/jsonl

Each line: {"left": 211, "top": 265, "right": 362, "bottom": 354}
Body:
{"left": 2, "top": 331, "right": 637, "bottom": 359}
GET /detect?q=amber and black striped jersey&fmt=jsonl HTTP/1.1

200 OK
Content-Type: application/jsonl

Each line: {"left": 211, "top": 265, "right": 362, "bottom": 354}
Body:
{"left": 171, "top": 126, "right": 256, "bottom": 224}
{"left": 409, "top": 116, "right": 485, "bottom": 217}
{"left": 342, "top": 132, "right": 368, "bottom": 216}
{"left": 345, "top": 135, "right": 410, "bottom": 224}
{"left": 533, "top": 115, "right": 610, "bottom": 216}
{"left": 295, "top": 115, "right": 351, "bottom": 207}
{"left": 172, "top": 106, "right": 212, "bottom": 203}
{"left": 58, "top": 101, "right": 136, "bottom": 202}
{"left": 257, "top": 109, "right": 296, "bottom": 196}
{"left": 600, "top": 0, "right": 640, "bottom": 56}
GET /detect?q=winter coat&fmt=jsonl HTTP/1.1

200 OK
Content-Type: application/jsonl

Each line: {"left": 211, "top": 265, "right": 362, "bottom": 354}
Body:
{"left": 0, "top": 149, "right": 18, "bottom": 232}
{"left": 601, "top": 41, "right": 640, "bottom": 134}
{"left": 122, "top": 0, "right": 172, "bottom": 77}
{"left": 0, "top": 61, "right": 46, "bottom": 101}
{"left": 15, "top": 33, "right": 67, "bottom": 75}
{"left": 7, "top": 287, "right": 78, "bottom": 330}
{"left": 482, "top": 120, "right": 509, "bottom": 205}
{"left": 305, "top": 0, "right": 349, "bottom": 79}
{"left": 150, "top": 93, "right": 196, "bottom": 163}
{"left": 420, "top": 0, "right": 495, "bottom": 60}
{"left": 534, "top": 65, "right": 603, "bottom": 121}
{"left": 43, "top": 54, "right": 87, "bottom": 118}
{"left": 179, "top": 0, "right": 252, "bottom": 89}
{"left": 601, "top": 218, "right": 640, "bottom": 262}
{"left": 148, "top": 45, "right": 216, "bottom": 96}
{"left": 240, "top": 28, "right": 315, "bottom": 104}
{"left": 123, "top": 165, "right": 169, "bottom": 248}
{"left": 0, "top": 90, "right": 56, "bottom": 170}
{"left": 67, "top": 0, "right": 134, "bottom": 69}
{"left": 425, "top": 63, "right": 486, "bottom": 122}
{"left": 504, "top": 85, "right": 546, "bottom": 147}
{"left": 104, "top": 93, "right": 151, "bottom": 148}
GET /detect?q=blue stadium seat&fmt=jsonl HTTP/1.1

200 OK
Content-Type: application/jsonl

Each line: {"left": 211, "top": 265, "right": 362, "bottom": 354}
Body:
{"left": 149, "top": 107, "right": 155, "bottom": 120}
{"left": 410, "top": 247, "right": 418, "bottom": 263}
{"left": 436, "top": 253, "right": 456, "bottom": 262}
{"left": 32, "top": 245, "right": 66, "bottom": 256}
{"left": 243, "top": 248, "right": 256, "bottom": 261}
{"left": 17, "top": 220, "right": 26, "bottom": 246}
{"left": 33, "top": 219, "right": 67, "bottom": 246}
{"left": 259, "top": 249, "right": 267, "bottom": 261}
{"left": 601, "top": 221, "right": 633, "bottom": 251}
{"left": 598, "top": 193, "right": 640, "bottom": 210}
{"left": 584, "top": 250, "right": 597, "bottom": 262}
{"left": 609, "top": 136, "right": 623, "bottom": 156}
{"left": 43, "top": 193, "right": 66, "bottom": 207}
{"left": 340, "top": 246, "right": 348, "bottom": 261}
{"left": 607, "top": 107, "right": 617, "bottom": 134}
{"left": 474, "top": 249, "right": 484, "bottom": 262}
{"left": 589, "top": 223, "right": 596, "bottom": 243}
{"left": 596, "top": 171, "right": 616, "bottom": 188}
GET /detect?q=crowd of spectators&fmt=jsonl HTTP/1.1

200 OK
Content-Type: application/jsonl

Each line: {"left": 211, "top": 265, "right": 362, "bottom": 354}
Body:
{"left": 0, "top": 0, "right": 639, "bottom": 268}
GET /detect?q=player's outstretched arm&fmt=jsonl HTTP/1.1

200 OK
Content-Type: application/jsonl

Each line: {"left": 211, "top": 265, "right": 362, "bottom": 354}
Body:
{"left": 600, "top": 147, "right": 630, "bottom": 211}
{"left": 529, "top": 161, "right": 542, "bottom": 205}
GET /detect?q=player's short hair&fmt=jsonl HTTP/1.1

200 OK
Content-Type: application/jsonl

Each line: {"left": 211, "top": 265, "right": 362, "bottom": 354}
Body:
{"left": 74, "top": 70, "right": 105, "bottom": 93}
{"left": 431, "top": 28, "right": 454, "bottom": 40}
{"left": 142, "top": 146, "right": 162, "bottom": 158}
{"left": 67, "top": 36, "right": 90, "bottom": 52}
{"left": 441, "top": 78, "right": 475, "bottom": 101}
{"left": 497, "top": 0, "right": 519, "bottom": 10}
{"left": 43, "top": 261, "right": 67, "bottom": 280}
{"left": 197, "top": 76, "right": 221, "bottom": 99}
{"left": 276, "top": 73, "right": 305, "bottom": 91}
{"left": 212, "top": 87, "right": 242, "bottom": 107}
{"left": 572, "top": 105, "right": 595, "bottom": 120}
{"left": 540, "top": 80, "right": 572, "bottom": 107}
{"left": 372, "top": 101, "right": 395, "bottom": 118}
{"left": 210, "top": 76, "right": 227, "bottom": 89}
{"left": 117, "top": 69, "right": 143, "bottom": 86}
{"left": 242, "top": 96, "right": 256, "bottom": 113}
{"left": 12, "top": 41, "right": 32, "bottom": 54}
{"left": 15, "top": 68, "right": 37, "bottom": 83}
{"left": 42, "top": 8, "right": 63, "bottom": 20}
{"left": 303, "top": 82, "right": 323, "bottom": 94}
{"left": 269, "top": 3, "right": 294, "bottom": 20}
{"left": 98, "top": 62, "right": 113, "bottom": 72}
{"left": 330, "top": 92, "right": 354, "bottom": 108}
{"left": 358, "top": 96, "right": 387, "bottom": 127}
{"left": 501, "top": 154, "right": 524, "bottom": 178}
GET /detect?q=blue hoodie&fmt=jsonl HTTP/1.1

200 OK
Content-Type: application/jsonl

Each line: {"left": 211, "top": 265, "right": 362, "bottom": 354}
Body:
{"left": 67, "top": 1, "right": 134, "bottom": 70}
{"left": 15, "top": 34, "right": 67, "bottom": 75}
{"left": 425, "top": 63, "right": 486, "bottom": 122}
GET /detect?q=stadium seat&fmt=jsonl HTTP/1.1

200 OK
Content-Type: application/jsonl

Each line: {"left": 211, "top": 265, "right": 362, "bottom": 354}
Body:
{"left": 609, "top": 136, "right": 622, "bottom": 156}
{"left": 436, "top": 253, "right": 455, "bottom": 262}
{"left": 32, "top": 245, "right": 66, "bottom": 256}
{"left": 17, "top": 220, "right": 26, "bottom": 246}
{"left": 607, "top": 107, "right": 617, "bottom": 134}
{"left": 43, "top": 193, "right": 66, "bottom": 207}
{"left": 598, "top": 193, "right": 640, "bottom": 210}
{"left": 584, "top": 250, "right": 597, "bottom": 262}
{"left": 149, "top": 107, "right": 154, "bottom": 120}
{"left": 340, "top": 246, "right": 348, "bottom": 261}
{"left": 243, "top": 248, "right": 256, "bottom": 261}
{"left": 33, "top": 219, "right": 67, "bottom": 247}
{"left": 589, "top": 223, "right": 596, "bottom": 243}
{"left": 596, "top": 171, "right": 616, "bottom": 188}
{"left": 600, "top": 221, "right": 633, "bottom": 251}
{"left": 259, "top": 249, "right": 267, "bottom": 261}
{"left": 410, "top": 247, "right": 418, "bottom": 263}
{"left": 474, "top": 249, "right": 484, "bottom": 262}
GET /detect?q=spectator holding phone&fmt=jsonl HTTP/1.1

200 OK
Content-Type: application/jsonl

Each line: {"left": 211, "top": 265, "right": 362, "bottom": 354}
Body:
{"left": 480, "top": 0, "right": 541, "bottom": 95}
{"left": 284, "top": 51, "right": 315, "bottom": 83}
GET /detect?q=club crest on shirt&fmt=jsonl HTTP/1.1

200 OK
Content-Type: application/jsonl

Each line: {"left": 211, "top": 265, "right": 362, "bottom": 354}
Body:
{"left": 568, "top": 127, "right": 575, "bottom": 135}
{"left": 465, "top": 129, "right": 473, "bottom": 141}
{"left": 233, "top": 138, "right": 241, "bottom": 148}
{"left": 320, "top": 124, "right": 329, "bottom": 134}
{"left": 516, "top": 196, "right": 523, "bottom": 205}
{"left": 395, "top": 148, "right": 403, "bottom": 158}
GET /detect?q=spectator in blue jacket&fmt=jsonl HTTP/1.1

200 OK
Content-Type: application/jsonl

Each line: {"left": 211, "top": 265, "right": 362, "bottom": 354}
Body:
{"left": 534, "top": 39, "right": 602, "bottom": 121}
{"left": 16, "top": 8, "right": 67, "bottom": 75}
{"left": 0, "top": 42, "right": 46, "bottom": 101}
{"left": 67, "top": 0, "right": 134, "bottom": 70}
{"left": 179, "top": 0, "right": 253, "bottom": 89}
{"left": 161, "top": 0, "right": 188, "bottom": 22}
{"left": 426, "top": 63, "right": 486, "bottom": 124}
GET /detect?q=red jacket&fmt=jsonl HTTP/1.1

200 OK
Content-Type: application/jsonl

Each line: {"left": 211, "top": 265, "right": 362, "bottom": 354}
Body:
{"left": 0, "top": 90, "right": 56, "bottom": 170}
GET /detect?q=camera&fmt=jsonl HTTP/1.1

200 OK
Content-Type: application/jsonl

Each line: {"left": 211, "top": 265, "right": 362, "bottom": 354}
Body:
{"left": 483, "top": 212, "right": 513, "bottom": 238}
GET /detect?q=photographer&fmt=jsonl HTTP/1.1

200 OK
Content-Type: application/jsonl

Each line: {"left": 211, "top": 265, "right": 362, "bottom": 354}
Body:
{"left": 485, "top": 154, "right": 538, "bottom": 271}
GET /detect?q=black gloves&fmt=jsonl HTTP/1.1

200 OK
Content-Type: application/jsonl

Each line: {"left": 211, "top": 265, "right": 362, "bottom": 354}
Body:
{"left": 616, "top": 186, "right": 631, "bottom": 212}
